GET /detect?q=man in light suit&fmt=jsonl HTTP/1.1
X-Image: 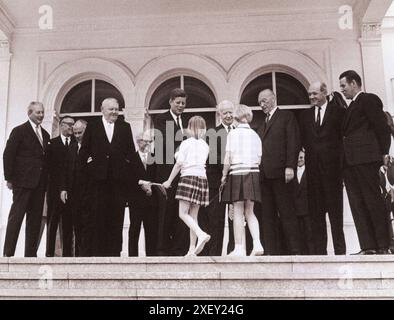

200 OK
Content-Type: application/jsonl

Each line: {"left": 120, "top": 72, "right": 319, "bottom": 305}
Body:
{"left": 80, "top": 98, "right": 136, "bottom": 257}
{"left": 340, "top": 70, "right": 391, "bottom": 255}
{"left": 299, "top": 82, "right": 346, "bottom": 255}
{"left": 153, "top": 88, "right": 189, "bottom": 256}
{"left": 46, "top": 116, "right": 75, "bottom": 257}
{"left": 3, "top": 102, "right": 50, "bottom": 257}
{"left": 256, "top": 89, "right": 301, "bottom": 256}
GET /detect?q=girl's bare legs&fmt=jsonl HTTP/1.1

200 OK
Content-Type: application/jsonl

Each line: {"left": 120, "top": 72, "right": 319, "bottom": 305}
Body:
{"left": 179, "top": 200, "right": 210, "bottom": 255}
{"left": 229, "top": 201, "right": 246, "bottom": 256}
{"left": 244, "top": 200, "right": 264, "bottom": 256}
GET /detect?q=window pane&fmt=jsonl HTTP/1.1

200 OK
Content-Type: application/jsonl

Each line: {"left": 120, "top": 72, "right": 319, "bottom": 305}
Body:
{"left": 276, "top": 72, "right": 309, "bottom": 105}
{"left": 61, "top": 80, "right": 92, "bottom": 114}
{"left": 149, "top": 77, "right": 181, "bottom": 110}
{"left": 95, "top": 80, "right": 125, "bottom": 112}
{"left": 240, "top": 73, "right": 273, "bottom": 107}
{"left": 184, "top": 76, "right": 216, "bottom": 108}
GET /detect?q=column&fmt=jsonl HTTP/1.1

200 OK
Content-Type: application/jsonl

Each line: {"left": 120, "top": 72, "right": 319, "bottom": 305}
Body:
{"left": 0, "top": 39, "right": 12, "bottom": 250}
{"left": 360, "top": 23, "right": 388, "bottom": 106}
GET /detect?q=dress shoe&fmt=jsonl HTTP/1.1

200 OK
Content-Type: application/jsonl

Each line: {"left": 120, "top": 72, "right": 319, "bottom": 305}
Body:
{"left": 376, "top": 248, "right": 391, "bottom": 255}
{"left": 351, "top": 249, "right": 376, "bottom": 255}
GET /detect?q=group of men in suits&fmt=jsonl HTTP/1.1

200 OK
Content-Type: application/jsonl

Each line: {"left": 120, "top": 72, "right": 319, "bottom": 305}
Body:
{"left": 2, "top": 69, "right": 393, "bottom": 257}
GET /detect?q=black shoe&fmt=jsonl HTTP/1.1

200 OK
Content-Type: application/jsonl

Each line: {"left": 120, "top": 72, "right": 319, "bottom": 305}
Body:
{"left": 376, "top": 248, "right": 391, "bottom": 255}
{"left": 351, "top": 249, "right": 376, "bottom": 255}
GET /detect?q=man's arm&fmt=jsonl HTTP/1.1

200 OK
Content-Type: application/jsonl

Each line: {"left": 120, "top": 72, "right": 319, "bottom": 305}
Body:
{"left": 285, "top": 112, "right": 301, "bottom": 182}
{"left": 363, "top": 94, "right": 391, "bottom": 157}
{"left": 3, "top": 127, "right": 22, "bottom": 186}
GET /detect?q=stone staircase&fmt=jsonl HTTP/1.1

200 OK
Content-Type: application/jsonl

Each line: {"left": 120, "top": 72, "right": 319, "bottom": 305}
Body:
{"left": 0, "top": 256, "right": 393, "bottom": 299}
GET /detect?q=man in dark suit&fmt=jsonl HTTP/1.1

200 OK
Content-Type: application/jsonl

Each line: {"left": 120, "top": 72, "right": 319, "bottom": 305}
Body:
{"left": 256, "top": 89, "right": 301, "bottom": 255}
{"left": 204, "top": 100, "right": 252, "bottom": 255}
{"left": 3, "top": 101, "right": 50, "bottom": 257}
{"left": 46, "top": 116, "right": 75, "bottom": 257}
{"left": 293, "top": 150, "right": 314, "bottom": 255}
{"left": 80, "top": 98, "right": 136, "bottom": 257}
{"left": 153, "top": 88, "right": 188, "bottom": 256}
{"left": 340, "top": 70, "right": 391, "bottom": 255}
{"left": 299, "top": 82, "right": 346, "bottom": 255}
{"left": 128, "top": 131, "right": 158, "bottom": 256}
{"left": 60, "top": 119, "right": 88, "bottom": 257}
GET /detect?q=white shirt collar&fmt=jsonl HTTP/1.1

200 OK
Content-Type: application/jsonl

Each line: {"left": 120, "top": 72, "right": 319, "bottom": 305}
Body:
{"left": 268, "top": 106, "right": 278, "bottom": 118}
{"left": 29, "top": 119, "right": 41, "bottom": 131}
{"left": 60, "top": 134, "right": 69, "bottom": 145}
{"left": 102, "top": 116, "right": 114, "bottom": 126}
{"left": 297, "top": 165, "right": 305, "bottom": 183}
{"left": 169, "top": 109, "right": 180, "bottom": 122}
{"left": 352, "top": 91, "right": 363, "bottom": 102}
{"left": 221, "top": 121, "right": 234, "bottom": 131}
{"left": 316, "top": 100, "right": 328, "bottom": 111}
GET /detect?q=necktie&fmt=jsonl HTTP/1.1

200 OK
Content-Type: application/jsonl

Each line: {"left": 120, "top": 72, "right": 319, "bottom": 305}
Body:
{"left": 265, "top": 114, "right": 270, "bottom": 124}
{"left": 227, "top": 125, "right": 232, "bottom": 133}
{"left": 35, "top": 125, "right": 43, "bottom": 147}
{"left": 142, "top": 153, "right": 147, "bottom": 170}
{"left": 175, "top": 116, "right": 180, "bottom": 127}
{"left": 316, "top": 106, "right": 321, "bottom": 127}
{"left": 65, "top": 137, "right": 69, "bottom": 147}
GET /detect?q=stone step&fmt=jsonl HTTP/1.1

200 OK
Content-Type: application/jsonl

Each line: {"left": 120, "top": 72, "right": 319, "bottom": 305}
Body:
{"left": 1, "top": 288, "right": 394, "bottom": 300}
{"left": 0, "top": 256, "right": 393, "bottom": 299}
{"left": 0, "top": 271, "right": 393, "bottom": 291}
{"left": 1, "top": 256, "right": 394, "bottom": 274}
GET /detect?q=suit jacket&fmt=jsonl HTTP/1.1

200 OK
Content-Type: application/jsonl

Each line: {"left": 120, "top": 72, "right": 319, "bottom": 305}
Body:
{"left": 79, "top": 118, "right": 136, "bottom": 182}
{"left": 293, "top": 169, "right": 309, "bottom": 217}
{"left": 256, "top": 109, "right": 301, "bottom": 179}
{"left": 129, "top": 151, "right": 157, "bottom": 208}
{"left": 47, "top": 136, "right": 74, "bottom": 194}
{"left": 3, "top": 121, "right": 50, "bottom": 189}
{"left": 60, "top": 142, "right": 86, "bottom": 193}
{"left": 206, "top": 124, "right": 229, "bottom": 191}
{"left": 153, "top": 110, "right": 187, "bottom": 182}
{"left": 342, "top": 92, "right": 391, "bottom": 166}
{"left": 300, "top": 99, "right": 345, "bottom": 173}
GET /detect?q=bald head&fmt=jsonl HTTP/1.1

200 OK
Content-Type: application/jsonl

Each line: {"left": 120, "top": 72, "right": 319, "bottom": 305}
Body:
{"left": 258, "top": 89, "right": 276, "bottom": 114}
{"left": 308, "top": 82, "right": 328, "bottom": 107}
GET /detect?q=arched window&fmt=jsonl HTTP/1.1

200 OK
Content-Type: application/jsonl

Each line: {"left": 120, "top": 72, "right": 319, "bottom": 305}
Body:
{"left": 240, "top": 71, "right": 309, "bottom": 128}
{"left": 60, "top": 79, "right": 125, "bottom": 122}
{"left": 148, "top": 75, "right": 217, "bottom": 129}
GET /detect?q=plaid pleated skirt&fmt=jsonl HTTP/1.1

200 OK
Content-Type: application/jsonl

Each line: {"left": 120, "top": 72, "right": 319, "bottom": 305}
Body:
{"left": 175, "top": 176, "right": 210, "bottom": 207}
{"left": 221, "top": 171, "right": 261, "bottom": 204}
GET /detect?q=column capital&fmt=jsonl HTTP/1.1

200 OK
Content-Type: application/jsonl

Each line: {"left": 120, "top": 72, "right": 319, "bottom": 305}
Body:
{"left": 361, "top": 23, "right": 382, "bottom": 40}
{"left": 0, "top": 40, "right": 11, "bottom": 60}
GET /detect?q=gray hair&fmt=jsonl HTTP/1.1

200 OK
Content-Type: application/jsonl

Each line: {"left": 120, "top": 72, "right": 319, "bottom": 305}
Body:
{"left": 27, "top": 101, "right": 44, "bottom": 115}
{"left": 74, "top": 119, "right": 87, "bottom": 129}
{"left": 217, "top": 100, "right": 234, "bottom": 114}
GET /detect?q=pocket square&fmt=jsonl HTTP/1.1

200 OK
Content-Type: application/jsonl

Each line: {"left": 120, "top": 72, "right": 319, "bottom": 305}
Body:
{"left": 87, "top": 157, "right": 93, "bottom": 163}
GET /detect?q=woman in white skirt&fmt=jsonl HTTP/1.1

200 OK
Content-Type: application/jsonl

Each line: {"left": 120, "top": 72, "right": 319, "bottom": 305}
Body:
{"left": 221, "top": 104, "right": 265, "bottom": 256}
{"left": 163, "top": 116, "right": 211, "bottom": 256}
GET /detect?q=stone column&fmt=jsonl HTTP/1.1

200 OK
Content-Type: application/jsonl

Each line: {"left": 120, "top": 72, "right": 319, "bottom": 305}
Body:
{"left": 0, "top": 39, "right": 12, "bottom": 249}
{"left": 360, "top": 23, "right": 388, "bottom": 106}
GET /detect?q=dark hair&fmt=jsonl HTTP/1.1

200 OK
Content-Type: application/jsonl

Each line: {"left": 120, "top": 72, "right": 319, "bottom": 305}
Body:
{"left": 339, "top": 70, "right": 362, "bottom": 87}
{"left": 169, "top": 88, "right": 188, "bottom": 101}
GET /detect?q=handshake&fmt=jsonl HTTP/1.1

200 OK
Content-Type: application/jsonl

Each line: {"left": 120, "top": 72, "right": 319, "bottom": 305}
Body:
{"left": 138, "top": 180, "right": 168, "bottom": 199}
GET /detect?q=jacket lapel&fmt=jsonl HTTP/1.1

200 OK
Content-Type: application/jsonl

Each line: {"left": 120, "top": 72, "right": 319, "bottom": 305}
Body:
{"left": 262, "top": 109, "right": 280, "bottom": 139}
{"left": 25, "top": 121, "right": 45, "bottom": 150}
{"left": 342, "top": 93, "right": 362, "bottom": 132}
